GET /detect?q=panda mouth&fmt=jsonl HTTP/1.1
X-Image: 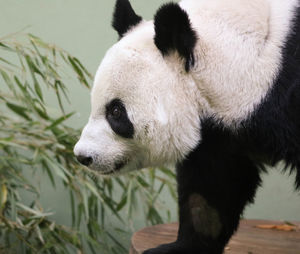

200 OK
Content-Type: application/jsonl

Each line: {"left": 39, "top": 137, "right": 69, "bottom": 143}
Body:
{"left": 101, "top": 159, "right": 128, "bottom": 175}
{"left": 115, "top": 160, "right": 127, "bottom": 171}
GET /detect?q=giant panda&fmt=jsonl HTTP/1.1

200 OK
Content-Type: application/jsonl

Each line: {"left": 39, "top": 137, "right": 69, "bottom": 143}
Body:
{"left": 74, "top": 0, "right": 300, "bottom": 253}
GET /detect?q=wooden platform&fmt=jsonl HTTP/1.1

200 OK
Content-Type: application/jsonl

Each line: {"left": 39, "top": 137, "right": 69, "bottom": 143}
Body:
{"left": 130, "top": 220, "right": 300, "bottom": 254}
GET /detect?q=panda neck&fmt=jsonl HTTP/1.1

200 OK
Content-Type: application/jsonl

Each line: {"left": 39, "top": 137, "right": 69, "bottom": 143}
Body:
{"left": 186, "top": 0, "right": 299, "bottom": 128}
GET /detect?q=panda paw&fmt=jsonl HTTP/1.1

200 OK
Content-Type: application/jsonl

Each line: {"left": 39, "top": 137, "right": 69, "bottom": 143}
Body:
{"left": 142, "top": 242, "right": 182, "bottom": 254}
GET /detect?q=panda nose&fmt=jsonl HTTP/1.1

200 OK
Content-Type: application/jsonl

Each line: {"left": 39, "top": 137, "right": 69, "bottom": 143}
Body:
{"left": 76, "top": 155, "right": 93, "bottom": 167}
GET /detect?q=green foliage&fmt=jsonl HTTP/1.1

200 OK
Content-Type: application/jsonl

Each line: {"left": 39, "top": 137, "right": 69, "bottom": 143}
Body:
{"left": 0, "top": 33, "right": 176, "bottom": 253}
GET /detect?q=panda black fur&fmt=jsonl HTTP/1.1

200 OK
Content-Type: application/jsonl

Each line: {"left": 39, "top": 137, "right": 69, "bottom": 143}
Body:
{"left": 74, "top": 0, "right": 300, "bottom": 253}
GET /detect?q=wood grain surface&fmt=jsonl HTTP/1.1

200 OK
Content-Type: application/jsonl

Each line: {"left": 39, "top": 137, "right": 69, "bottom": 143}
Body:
{"left": 130, "top": 220, "right": 300, "bottom": 254}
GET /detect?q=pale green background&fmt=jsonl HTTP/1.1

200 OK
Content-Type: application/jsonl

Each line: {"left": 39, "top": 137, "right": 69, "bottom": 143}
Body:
{"left": 1, "top": 0, "right": 300, "bottom": 237}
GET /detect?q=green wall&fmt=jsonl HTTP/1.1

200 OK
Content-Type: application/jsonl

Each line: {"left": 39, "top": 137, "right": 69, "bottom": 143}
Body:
{"left": 1, "top": 0, "right": 299, "bottom": 232}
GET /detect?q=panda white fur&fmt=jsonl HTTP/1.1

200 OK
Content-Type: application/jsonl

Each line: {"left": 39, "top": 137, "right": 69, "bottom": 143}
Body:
{"left": 74, "top": 0, "right": 300, "bottom": 253}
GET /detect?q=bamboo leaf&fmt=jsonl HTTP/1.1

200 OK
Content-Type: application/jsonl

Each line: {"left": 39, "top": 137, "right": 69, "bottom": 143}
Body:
{"left": 0, "top": 69, "right": 14, "bottom": 90}
{"left": 0, "top": 184, "right": 8, "bottom": 209}
{"left": 28, "top": 34, "right": 51, "bottom": 49}
{"left": 70, "top": 191, "right": 76, "bottom": 227}
{"left": 84, "top": 181, "right": 102, "bottom": 201}
{"left": 72, "top": 57, "right": 93, "bottom": 80}
{"left": 136, "top": 175, "right": 150, "bottom": 188}
{"left": 34, "top": 81, "right": 44, "bottom": 102}
{"left": 33, "top": 104, "right": 49, "bottom": 120}
{"left": 0, "top": 42, "right": 13, "bottom": 51}
{"left": 116, "top": 196, "right": 127, "bottom": 211}
{"left": 68, "top": 56, "right": 89, "bottom": 87}
{"left": 0, "top": 57, "right": 18, "bottom": 67}
{"left": 82, "top": 187, "right": 89, "bottom": 221}
{"left": 17, "top": 203, "right": 53, "bottom": 218}
{"left": 106, "top": 232, "right": 127, "bottom": 252}
{"left": 41, "top": 159, "right": 56, "bottom": 187}
{"left": 42, "top": 156, "right": 69, "bottom": 183}
{"left": 6, "top": 102, "right": 31, "bottom": 120}
{"left": 159, "top": 167, "right": 176, "bottom": 178}
{"left": 25, "top": 55, "right": 45, "bottom": 78}
{"left": 45, "top": 112, "right": 74, "bottom": 130}
{"left": 35, "top": 226, "right": 45, "bottom": 244}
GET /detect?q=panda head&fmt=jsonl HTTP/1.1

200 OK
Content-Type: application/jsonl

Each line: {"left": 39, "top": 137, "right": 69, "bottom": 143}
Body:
{"left": 74, "top": 0, "right": 202, "bottom": 175}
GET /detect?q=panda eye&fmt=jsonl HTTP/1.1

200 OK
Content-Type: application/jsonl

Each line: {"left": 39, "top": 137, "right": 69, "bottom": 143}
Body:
{"left": 111, "top": 105, "right": 122, "bottom": 119}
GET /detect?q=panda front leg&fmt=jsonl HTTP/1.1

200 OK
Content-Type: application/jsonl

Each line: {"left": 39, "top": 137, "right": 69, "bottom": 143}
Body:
{"left": 143, "top": 146, "right": 262, "bottom": 254}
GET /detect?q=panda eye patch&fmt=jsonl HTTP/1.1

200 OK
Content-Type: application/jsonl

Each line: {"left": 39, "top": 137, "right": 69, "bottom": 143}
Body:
{"left": 105, "top": 99, "right": 134, "bottom": 139}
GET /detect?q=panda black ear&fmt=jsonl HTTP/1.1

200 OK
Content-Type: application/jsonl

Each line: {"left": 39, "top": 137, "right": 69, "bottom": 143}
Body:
{"left": 154, "top": 3, "right": 197, "bottom": 72}
{"left": 112, "top": 0, "right": 142, "bottom": 37}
